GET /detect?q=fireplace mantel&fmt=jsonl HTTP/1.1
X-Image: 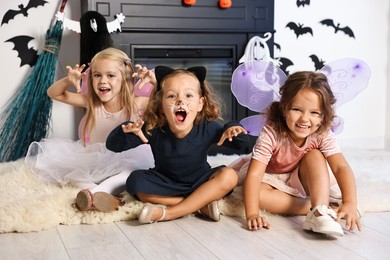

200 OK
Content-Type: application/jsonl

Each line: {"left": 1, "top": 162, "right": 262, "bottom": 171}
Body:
{"left": 81, "top": 0, "right": 274, "bottom": 33}
{"left": 80, "top": 0, "right": 274, "bottom": 55}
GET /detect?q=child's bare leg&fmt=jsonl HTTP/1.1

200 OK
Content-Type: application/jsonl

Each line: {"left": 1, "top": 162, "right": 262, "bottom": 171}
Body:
{"left": 137, "top": 167, "right": 238, "bottom": 221}
{"left": 258, "top": 183, "right": 310, "bottom": 215}
{"left": 299, "top": 149, "right": 330, "bottom": 207}
{"left": 299, "top": 150, "right": 344, "bottom": 236}
{"left": 138, "top": 194, "right": 185, "bottom": 206}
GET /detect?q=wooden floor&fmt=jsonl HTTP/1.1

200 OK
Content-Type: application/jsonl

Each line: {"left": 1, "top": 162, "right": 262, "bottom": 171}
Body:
{"left": 0, "top": 211, "right": 389, "bottom": 260}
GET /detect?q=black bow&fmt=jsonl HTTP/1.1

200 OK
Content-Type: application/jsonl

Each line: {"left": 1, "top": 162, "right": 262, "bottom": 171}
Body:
{"left": 155, "top": 66, "right": 206, "bottom": 90}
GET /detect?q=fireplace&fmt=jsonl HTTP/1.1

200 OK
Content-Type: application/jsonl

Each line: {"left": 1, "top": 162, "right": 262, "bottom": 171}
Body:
{"left": 132, "top": 44, "right": 236, "bottom": 121}
{"left": 81, "top": 0, "right": 275, "bottom": 154}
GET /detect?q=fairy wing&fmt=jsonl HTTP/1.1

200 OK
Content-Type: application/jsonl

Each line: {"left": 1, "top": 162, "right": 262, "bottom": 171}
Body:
{"left": 240, "top": 114, "right": 268, "bottom": 136}
{"left": 231, "top": 60, "right": 287, "bottom": 135}
{"left": 231, "top": 60, "right": 287, "bottom": 112}
{"left": 320, "top": 58, "right": 371, "bottom": 108}
{"left": 331, "top": 116, "right": 344, "bottom": 135}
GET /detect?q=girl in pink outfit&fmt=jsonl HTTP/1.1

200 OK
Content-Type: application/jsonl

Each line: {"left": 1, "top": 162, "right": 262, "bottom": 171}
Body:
{"left": 235, "top": 71, "right": 361, "bottom": 236}
{"left": 25, "top": 48, "right": 154, "bottom": 212}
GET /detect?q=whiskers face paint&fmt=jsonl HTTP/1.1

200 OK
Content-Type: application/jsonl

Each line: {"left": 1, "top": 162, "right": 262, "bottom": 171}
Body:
{"left": 171, "top": 103, "right": 190, "bottom": 112}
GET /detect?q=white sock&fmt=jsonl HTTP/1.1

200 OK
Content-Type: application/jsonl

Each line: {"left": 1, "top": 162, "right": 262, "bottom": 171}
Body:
{"left": 91, "top": 171, "right": 130, "bottom": 195}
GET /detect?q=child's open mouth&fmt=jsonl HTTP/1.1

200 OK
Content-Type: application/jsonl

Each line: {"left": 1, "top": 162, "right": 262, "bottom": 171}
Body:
{"left": 98, "top": 87, "right": 111, "bottom": 94}
{"left": 175, "top": 109, "right": 187, "bottom": 122}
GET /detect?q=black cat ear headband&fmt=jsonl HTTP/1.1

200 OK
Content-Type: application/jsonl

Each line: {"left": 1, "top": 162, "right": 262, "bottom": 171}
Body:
{"left": 154, "top": 66, "right": 206, "bottom": 90}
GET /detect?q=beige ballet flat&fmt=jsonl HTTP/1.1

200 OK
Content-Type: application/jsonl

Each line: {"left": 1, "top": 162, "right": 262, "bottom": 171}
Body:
{"left": 138, "top": 203, "right": 167, "bottom": 224}
{"left": 197, "top": 200, "right": 220, "bottom": 222}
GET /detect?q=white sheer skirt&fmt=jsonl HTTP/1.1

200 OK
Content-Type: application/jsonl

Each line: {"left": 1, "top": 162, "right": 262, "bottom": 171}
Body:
{"left": 25, "top": 138, "right": 154, "bottom": 190}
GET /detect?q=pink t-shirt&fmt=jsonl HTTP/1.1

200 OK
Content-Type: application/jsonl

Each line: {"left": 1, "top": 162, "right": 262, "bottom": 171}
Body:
{"left": 252, "top": 124, "right": 341, "bottom": 174}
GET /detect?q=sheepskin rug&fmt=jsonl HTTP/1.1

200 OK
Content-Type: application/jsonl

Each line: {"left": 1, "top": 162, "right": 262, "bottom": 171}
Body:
{"left": 1, "top": 150, "right": 389, "bottom": 233}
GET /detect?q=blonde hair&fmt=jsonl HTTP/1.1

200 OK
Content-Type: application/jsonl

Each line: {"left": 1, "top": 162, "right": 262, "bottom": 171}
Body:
{"left": 144, "top": 69, "right": 220, "bottom": 133}
{"left": 82, "top": 47, "right": 136, "bottom": 145}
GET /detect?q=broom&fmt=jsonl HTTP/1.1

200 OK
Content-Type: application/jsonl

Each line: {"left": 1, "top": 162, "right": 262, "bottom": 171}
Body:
{"left": 0, "top": 0, "right": 68, "bottom": 162}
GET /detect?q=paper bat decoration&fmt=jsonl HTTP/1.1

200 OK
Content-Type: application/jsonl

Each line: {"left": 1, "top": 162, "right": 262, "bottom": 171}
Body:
{"left": 1, "top": 0, "right": 48, "bottom": 25}
{"left": 297, "top": 0, "right": 310, "bottom": 7}
{"left": 273, "top": 42, "right": 281, "bottom": 51}
{"left": 231, "top": 59, "right": 371, "bottom": 136}
{"left": 55, "top": 11, "right": 126, "bottom": 33}
{"left": 320, "top": 19, "right": 355, "bottom": 38}
{"left": 309, "top": 54, "right": 325, "bottom": 70}
{"left": 286, "top": 22, "right": 313, "bottom": 38}
{"left": 5, "top": 35, "right": 39, "bottom": 67}
{"left": 277, "top": 57, "right": 294, "bottom": 75}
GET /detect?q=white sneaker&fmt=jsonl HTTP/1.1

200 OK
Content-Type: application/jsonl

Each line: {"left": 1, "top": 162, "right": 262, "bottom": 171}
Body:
{"left": 303, "top": 205, "right": 344, "bottom": 236}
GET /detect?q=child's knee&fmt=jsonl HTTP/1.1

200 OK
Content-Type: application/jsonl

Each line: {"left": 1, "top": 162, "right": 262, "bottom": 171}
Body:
{"left": 303, "top": 149, "right": 325, "bottom": 160}
{"left": 220, "top": 167, "right": 239, "bottom": 188}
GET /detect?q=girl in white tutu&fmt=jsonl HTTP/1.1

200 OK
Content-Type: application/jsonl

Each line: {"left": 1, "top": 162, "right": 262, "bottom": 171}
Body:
{"left": 25, "top": 47, "right": 155, "bottom": 212}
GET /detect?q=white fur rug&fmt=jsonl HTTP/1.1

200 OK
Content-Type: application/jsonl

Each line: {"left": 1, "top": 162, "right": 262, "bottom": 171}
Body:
{"left": 1, "top": 150, "right": 389, "bottom": 233}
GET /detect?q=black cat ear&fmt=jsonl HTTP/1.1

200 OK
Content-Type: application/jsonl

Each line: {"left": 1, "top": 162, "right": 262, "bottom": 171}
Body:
{"left": 187, "top": 66, "right": 206, "bottom": 83}
{"left": 155, "top": 66, "right": 174, "bottom": 90}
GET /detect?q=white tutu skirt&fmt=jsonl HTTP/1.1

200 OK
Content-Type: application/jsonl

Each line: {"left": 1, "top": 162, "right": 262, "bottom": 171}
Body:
{"left": 25, "top": 138, "right": 155, "bottom": 188}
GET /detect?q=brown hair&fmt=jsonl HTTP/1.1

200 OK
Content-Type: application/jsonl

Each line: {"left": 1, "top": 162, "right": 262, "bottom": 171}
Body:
{"left": 267, "top": 71, "right": 336, "bottom": 137}
{"left": 82, "top": 47, "right": 136, "bottom": 145}
{"left": 144, "top": 69, "right": 221, "bottom": 133}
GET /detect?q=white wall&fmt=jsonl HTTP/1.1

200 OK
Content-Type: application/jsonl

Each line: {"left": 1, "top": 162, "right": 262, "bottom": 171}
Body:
{"left": 387, "top": 2, "right": 390, "bottom": 150}
{"left": 274, "top": 0, "right": 389, "bottom": 149}
{"left": 0, "top": 0, "right": 388, "bottom": 149}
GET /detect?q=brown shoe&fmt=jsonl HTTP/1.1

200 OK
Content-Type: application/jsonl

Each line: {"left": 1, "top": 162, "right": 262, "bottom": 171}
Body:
{"left": 92, "top": 192, "right": 121, "bottom": 213}
{"left": 75, "top": 190, "right": 121, "bottom": 213}
{"left": 75, "top": 189, "right": 93, "bottom": 211}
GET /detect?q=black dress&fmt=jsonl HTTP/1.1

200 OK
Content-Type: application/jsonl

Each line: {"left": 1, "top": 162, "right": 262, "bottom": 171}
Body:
{"left": 106, "top": 120, "right": 249, "bottom": 197}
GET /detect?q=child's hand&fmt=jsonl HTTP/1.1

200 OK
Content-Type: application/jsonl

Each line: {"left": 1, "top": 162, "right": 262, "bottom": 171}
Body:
{"left": 121, "top": 120, "right": 148, "bottom": 143}
{"left": 246, "top": 214, "right": 270, "bottom": 231}
{"left": 133, "top": 64, "right": 157, "bottom": 89}
{"left": 217, "top": 126, "right": 248, "bottom": 146}
{"left": 336, "top": 202, "right": 362, "bottom": 232}
{"left": 65, "top": 64, "right": 87, "bottom": 93}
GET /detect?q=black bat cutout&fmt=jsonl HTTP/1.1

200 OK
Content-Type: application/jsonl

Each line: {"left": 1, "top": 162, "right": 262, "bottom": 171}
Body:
{"left": 309, "top": 54, "right": 325, "bottom": 70}
{"left": 286, "top": 22, "right": 313, "bottom": 38}
{"left": 6, "top": 36, "right": 39, "bottom": 67}
{"left": 1, "top": 0, "right": 48, "bottom": 26}
{"left": 320, "top": 19, "right": 355, "bottom": 38}
{"left": 277, "top": 57, "right": 294, "bottom": 76}
{"left": 273, "top": 42, "right": 281, "bottom": 51}
{"left": 297, "top": 0, "right": 310, "bottom": 7}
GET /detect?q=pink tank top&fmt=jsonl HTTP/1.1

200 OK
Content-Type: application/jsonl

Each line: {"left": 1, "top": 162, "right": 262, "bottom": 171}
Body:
{"left": 78, "top": 105, "right": 128, "bottom": 144}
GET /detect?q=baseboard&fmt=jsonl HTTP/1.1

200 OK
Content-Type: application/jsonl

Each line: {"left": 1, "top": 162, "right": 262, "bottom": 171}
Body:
{"left": 336, "top": 137, "right": 384, "bottom": 150}
{"left": 385, "top": 137, "right": 390, "bottom": 150}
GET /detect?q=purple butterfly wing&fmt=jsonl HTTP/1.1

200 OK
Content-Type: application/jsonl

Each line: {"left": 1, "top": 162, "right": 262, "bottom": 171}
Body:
{"left": 320, "top": 58, "right": 371, "bottom": 108}
{"left": 231, "top": 60, "right": 287, "bottom": 112}
{"left": 331, "top": 116, "right": 344, "bottom": 135}
{"left": 240, "top": 114, "right": 268, "bottom": 136}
